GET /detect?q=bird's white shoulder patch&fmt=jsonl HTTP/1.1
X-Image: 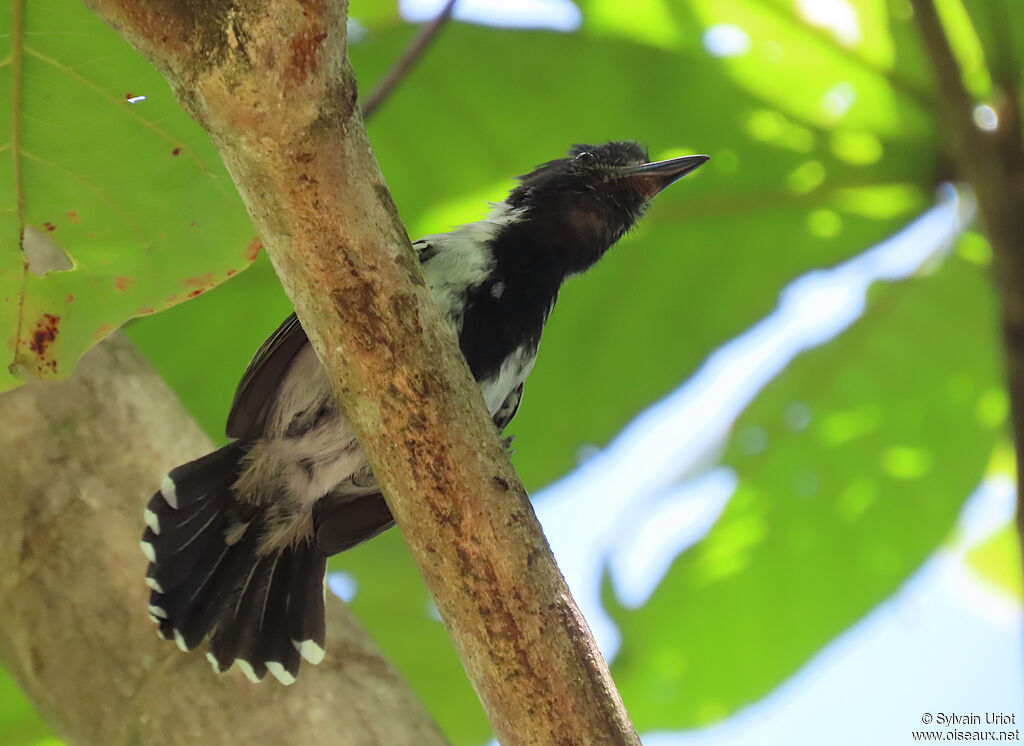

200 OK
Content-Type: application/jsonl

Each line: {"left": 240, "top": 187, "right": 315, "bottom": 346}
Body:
{"left": 420, "top": 201, "right": 526, "bottom": 329}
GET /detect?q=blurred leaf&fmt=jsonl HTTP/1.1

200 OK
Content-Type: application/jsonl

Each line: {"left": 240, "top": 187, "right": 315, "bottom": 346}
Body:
{"left": 608, "top": 254, "right": 1002, "bottom": 728}
{"left": 653, "top": 0, "right": 935, "bottom": 135}
{"left": 332, "top": 534, "right": 495, "bottom": 745}
{"left": 350, "top": 0, "right": 404, "bottom": 31}
{"left": 0, "top": 668, "right": 50, "bottom": 746}
{"left": 967, "top": 525, "right": 1023, "bottom": 601}
{"left": 959, "top": 0, "right": 1024, "bottom": 88}
{"left": 934, "top": 0, "right": 992, "bottom": 97}
{"left": 0, "top": 0, "right": 255, "bottom": 391}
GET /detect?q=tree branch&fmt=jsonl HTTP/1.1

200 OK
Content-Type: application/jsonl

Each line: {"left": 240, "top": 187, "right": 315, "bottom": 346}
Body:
{"left": 362, "top": 0, "right": 458, "bottom": 120}
{"left": 80, "top": 0, "right": 639, "bottom": 743}
{"left": 0, "top": 335, "right": 449, "bottom": 746}
{"left": 910, "top": 0, "right": 1024, "bottom": 573}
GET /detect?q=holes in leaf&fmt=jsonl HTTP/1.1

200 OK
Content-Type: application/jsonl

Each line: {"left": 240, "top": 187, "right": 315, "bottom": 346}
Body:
{"left": 784, "top": 402, "right": 812, "bottom": 431}
{"left": 326, "top": 571, "right": 358, "bottom": 603}
{"left": 822, "top": 82, "right": 856, "bottom": 119}
{"left": 23, "top": 226, "right": 73, "bottom": 277}
{"left": 702, "top": 24, "right": 751, "bottom": 57}
{"left": 737, "top": 425, "right": 768, "bottom": 455}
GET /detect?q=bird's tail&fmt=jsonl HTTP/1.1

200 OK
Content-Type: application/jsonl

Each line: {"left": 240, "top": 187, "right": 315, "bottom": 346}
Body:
{"left": 141, "top": 442, "right": 327, "bottom": 685}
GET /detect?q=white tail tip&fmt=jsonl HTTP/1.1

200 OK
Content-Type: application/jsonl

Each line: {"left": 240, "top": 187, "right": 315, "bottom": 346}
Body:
{"left": 266, "top": 661, "right": 296, "bottom": 686}
{"left": 160, "top": 474, "right": 178, "bottom": 509}
{"left": 206, "top": 652, "right": 223, "bottom": 674}
{"left": 143, "top": 508, "right": 161, "bottom": 535}
{"left": 294, "top": 638, "right": 325, "bottom": 665}
{"left": 236, "top": 659, "right": 261, "bottom": 683}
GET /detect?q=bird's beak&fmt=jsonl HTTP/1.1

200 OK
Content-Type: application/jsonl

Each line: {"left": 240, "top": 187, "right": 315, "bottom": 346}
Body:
{"left": 622, "top": 153, "right": 710, "bottom": 198}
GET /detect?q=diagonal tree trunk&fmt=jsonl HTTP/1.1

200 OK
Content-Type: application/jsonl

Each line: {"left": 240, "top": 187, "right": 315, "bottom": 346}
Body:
{"left": 0, "top": 334, "right": 450, "bottom": 746}
{"left": 910, "top": 0, "right": 1024, "bottom": 577}
{"left": 78, "top": 0, "right": 638, "bottom": 744}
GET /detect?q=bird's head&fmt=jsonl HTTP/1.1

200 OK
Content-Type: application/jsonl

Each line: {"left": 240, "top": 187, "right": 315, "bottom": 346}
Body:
{"left": 505, "top": 141, "right": 708, "bottom": 274}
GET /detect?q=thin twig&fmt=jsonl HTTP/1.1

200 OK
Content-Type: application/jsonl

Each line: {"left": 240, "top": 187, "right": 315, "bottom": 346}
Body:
{"left": 362, "top": 0, "right": 458, "bottom": 121}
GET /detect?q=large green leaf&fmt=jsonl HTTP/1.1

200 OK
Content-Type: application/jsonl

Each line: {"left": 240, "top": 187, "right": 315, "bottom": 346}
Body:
{"left": 608, "top": 252, "right": 1003, "bottom": 728}
{"left": 0, "top": 0, "right": 255, "bottom": 391}
{"left": 0, "top": 667, "right": 49, "bottom": 746}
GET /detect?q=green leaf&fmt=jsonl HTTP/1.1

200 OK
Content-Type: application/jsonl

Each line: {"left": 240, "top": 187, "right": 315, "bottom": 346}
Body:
{"left": 935, "top": 0, "right": 993, "bottom": 97}
{"left": 960, "top": 0, "right": 1024, "bottom": 88}
{"left": 0, "top": 667, "right": 52, "bottom": 746}
{"left": 332, "top": 536, "right": 495, "bottom": 745}
{"left": 0, "top": 0, "right": 255, "bottom": 391}
{"left": 608, "top": 254, "right": 1002, "bottom": 729}
{"left": 967, "top": 524, "right": 1023, "bottom": 600}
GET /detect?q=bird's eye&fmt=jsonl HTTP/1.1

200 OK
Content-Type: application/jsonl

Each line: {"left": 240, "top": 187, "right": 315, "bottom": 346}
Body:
{"left": 575, "top": 151, "right": 594, "bottom": 161}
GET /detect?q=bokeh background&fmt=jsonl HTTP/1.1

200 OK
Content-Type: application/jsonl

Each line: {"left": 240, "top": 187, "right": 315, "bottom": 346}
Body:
{"left": 1, "top": 0, "right": 1021, "bottom": 744}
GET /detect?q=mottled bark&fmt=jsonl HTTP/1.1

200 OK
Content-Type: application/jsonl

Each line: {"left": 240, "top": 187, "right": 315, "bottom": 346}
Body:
{"left": 0, "top": 335, "right": 448, "bottom": 746}
{"left": 79, "top": 0, "right": 638, "bottom": 744}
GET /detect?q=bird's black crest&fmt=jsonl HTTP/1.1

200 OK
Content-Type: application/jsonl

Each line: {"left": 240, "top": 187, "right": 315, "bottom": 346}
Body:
{"left": 510, "top": 141, "right": 651, "bottom": 201}
{"left": 566, "top": 141, "right": 650, "bottom": 167}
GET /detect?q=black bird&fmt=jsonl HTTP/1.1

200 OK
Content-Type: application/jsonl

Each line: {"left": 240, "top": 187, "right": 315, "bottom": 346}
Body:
{"left": 141, "top": 141, "right": 708, "bottom": 684}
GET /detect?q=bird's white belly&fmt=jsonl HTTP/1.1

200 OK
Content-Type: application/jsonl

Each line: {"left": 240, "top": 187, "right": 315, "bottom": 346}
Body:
{"left": 481, "top": 344, "right": 536, "bottom": 412}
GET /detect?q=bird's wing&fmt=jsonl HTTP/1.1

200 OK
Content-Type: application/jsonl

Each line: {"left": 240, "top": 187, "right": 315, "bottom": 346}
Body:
{"left": 226, "top": 313, "right": 310, "bottom": 439}
{"left": 228, "top": 241, "right": 434, "bottom": 440}
{"left": 492, "top": 383, "right": 524, "bottom": 432}
{"left": 313, "top": 492, "right": 395, "bottom": 556}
